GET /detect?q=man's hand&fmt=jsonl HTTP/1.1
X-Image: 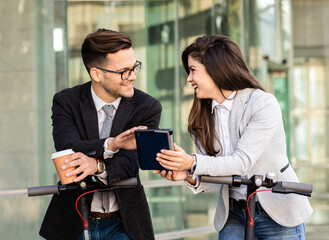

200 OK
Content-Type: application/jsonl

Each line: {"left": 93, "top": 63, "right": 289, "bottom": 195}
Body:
{"left": 153, "top": 170, "right": 196, "bottom": 185}
{"left": 61, "top": 152, "right": 98, "bottom": 182}
{"left": 153, "top": 169, "right": 189, "bottom": 181}
{"left": 107, "top": 126, "right": 147, "bottom": 151}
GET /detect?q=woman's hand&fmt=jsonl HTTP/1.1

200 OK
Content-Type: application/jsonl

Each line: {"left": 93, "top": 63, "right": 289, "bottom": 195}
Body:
{"left": 107, "top": 126, "right": 147, "bottom": 151}
{"left": 156, "top": 143, "right": 194, "bottom": 171}
{"left": 153, "top": 170, "right": 189, "bottom": 181}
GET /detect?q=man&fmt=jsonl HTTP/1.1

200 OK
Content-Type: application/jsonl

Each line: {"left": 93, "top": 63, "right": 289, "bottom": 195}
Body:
{"left": 40, "top": 29, "right": 162, "bottom": 240}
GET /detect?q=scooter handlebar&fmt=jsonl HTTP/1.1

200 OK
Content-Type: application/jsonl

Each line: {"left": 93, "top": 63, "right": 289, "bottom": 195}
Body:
{"left": 200, "top": 175, "right": 233, "bottom": 185}
{"left": 277, "top": 181, "right": 313, "bottom": 194}
{"left": 28, "top": 185, "right": 59, "bottom": 197}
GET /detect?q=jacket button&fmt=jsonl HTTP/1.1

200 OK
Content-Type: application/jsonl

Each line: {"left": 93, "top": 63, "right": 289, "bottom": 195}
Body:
{"left": 87, "top": 151, "right": 96, "bottom": 156}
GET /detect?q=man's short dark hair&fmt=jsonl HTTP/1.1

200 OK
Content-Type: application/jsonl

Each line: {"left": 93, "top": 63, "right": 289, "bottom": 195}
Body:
{"left": 81, "top": 28, "right": 132, "bottom": 74}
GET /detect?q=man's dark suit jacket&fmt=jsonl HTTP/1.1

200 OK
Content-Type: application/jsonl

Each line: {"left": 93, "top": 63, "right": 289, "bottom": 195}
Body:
{"left": 39, "top": 81, "right": 162, "bottom": 240}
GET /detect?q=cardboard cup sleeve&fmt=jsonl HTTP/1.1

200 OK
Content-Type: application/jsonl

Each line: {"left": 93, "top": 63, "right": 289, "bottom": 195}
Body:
{"left": 51, "top": 149, "right": 76, "bottom": 184}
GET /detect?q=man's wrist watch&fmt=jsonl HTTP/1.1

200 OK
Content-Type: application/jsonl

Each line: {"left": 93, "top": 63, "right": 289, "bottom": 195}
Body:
{"left": 96, "top": 159, "right": 106, "bottom": 174}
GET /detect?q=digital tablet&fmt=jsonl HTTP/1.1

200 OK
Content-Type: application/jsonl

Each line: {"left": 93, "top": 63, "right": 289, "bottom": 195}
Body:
{"left": 135, "top": 129, "right": 174, "bottom": 170}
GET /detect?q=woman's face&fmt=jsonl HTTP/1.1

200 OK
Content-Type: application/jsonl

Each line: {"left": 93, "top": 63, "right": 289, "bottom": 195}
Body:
{"left": 187, "top": 55, "right": 224, "bottom": 103}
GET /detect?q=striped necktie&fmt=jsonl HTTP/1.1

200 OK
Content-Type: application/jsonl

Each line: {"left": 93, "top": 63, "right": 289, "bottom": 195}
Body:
{"left": 100, "top": 104, "right": 114, "bottom": 212}
{"left": 100, "top": 105, "right": 114, "bottom": 138}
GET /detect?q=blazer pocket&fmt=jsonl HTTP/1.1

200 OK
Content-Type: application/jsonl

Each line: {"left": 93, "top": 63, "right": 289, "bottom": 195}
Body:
{"left": 280, "top": 162, "right": 290, "bottom": 173}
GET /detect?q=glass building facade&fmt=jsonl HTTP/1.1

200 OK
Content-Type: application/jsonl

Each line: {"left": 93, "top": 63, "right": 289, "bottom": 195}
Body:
{"left": 0, "top": 0, "right": 328, "bottom": 239}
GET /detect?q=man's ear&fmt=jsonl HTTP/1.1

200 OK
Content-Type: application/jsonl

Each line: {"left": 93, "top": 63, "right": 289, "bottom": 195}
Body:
{"left": 90, "top": 68, "right": 102, "bottom": 83}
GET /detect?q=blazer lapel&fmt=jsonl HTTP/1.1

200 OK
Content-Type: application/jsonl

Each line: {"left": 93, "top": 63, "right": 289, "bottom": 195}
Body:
{"left": 80, "top": 82, "right": 99, "bottom": 140}
{"left": 110, "top": 98, "right": 133, "bottom": 137}
{"left": 229, "top": 88, "right": 255, "bottom": 147}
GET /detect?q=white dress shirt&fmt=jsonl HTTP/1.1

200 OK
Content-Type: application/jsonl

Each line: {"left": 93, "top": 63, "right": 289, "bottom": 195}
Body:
{"left": 90, "top": 86, "right": 121, "bottom": 213}
{"left": 211, "top": 93, "right": 247, "bottom": 200}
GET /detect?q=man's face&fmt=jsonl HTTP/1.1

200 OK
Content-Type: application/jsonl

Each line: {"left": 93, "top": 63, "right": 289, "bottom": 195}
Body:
{"left": 97, "top": 48, "right": 137, "bottom": 102}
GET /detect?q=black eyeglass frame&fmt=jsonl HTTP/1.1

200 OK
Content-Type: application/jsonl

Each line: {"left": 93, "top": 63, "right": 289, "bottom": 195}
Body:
{"left": 96, "top": 61, "right": 142, "bottom": 80}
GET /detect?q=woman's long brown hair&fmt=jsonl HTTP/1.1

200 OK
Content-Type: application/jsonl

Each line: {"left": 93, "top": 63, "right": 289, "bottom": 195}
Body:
{"left": 182, "top": 35, "right": 265, "bottom": 156}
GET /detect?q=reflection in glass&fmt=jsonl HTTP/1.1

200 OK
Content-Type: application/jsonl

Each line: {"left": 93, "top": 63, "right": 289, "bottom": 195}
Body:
{"left": 291, "top": 67, "right": 307, "bottom": 109}
{"left": 292, "top": 116, "right": 308, "bottom": 161}
{"left": 310, "top": 115, "right": 328, "bottom": 162}
{"left": 309, "top": 63, "right": 326, "bottom": 109}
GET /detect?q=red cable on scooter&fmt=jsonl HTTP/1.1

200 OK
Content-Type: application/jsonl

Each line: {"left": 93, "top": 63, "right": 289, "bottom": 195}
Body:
{"left": 75, "top": 190, "right": 98, "bottom": 228}
{"left": 246, "top": 189, "right": 272, "bottom": 226}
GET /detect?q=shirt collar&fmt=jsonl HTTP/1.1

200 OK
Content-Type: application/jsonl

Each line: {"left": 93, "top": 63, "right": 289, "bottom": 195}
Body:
{"left": 211, "top": 91, "right": 236, "bottom": 114}
{"left": 91, "top": 86, "right": 121, "bottom": 112}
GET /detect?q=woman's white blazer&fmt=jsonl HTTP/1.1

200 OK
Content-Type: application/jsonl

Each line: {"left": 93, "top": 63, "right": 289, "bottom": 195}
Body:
{"left": 189, "top": 88, "right": 313, "bottom": 231}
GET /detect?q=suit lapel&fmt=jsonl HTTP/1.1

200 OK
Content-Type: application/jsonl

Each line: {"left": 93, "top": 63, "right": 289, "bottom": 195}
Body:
{"left": 110, "top": 98, "right": 133, "bottom": 137}
{"left": 80, "top": 82, "right": 99, "bottom": 140}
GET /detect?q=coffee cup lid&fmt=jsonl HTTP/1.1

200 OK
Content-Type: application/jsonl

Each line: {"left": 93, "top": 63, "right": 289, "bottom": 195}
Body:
{"left": 51, "top": 149, "right": 75, "bottom": 159}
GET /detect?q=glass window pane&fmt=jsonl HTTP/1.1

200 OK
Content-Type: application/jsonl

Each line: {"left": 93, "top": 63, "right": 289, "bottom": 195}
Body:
{"left": 308, "top": 62, "right": 326, "bottom": 109}
{"left": 291, "top": 116, "right": 308, "bottom": 161}
{"left": 291, "top": 66, "right": 308, "bottom": 109}
{"left": 310, "top": 115, "right": 329, "bottom": 162}
{"left": 258, "top": 0, "right": 276, "bottom": 57}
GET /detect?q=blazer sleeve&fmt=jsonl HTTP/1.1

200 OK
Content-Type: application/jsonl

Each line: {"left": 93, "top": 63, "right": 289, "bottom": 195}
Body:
{"left": 51, "top": 91, "right": 106, "bottom": 156}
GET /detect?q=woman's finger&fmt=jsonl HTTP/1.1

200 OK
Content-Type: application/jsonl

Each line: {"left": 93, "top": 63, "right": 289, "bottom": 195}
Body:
{"left": 156, "top": 153, "right": 180, "bottom": 163}
{"left": 159, "top": 148, "right": 179, "bottom": 156}
{"left": 157, "top": 156, "right": 180, "bottom": 166}
{"left": 158, "top": 160, "right": 182, "bottom": 171}
{"left": 173, "top": 143, "right": 184, "bottom": 151}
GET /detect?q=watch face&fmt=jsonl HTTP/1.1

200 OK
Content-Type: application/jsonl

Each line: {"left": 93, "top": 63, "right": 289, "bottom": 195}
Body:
{"left": 98, "top": 161, "right": 105, "bottom": 172}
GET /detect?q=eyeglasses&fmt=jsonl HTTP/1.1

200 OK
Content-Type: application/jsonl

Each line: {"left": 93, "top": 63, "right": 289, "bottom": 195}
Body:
{"left": 97, "top": 61, "right": 142, "bottom": 80}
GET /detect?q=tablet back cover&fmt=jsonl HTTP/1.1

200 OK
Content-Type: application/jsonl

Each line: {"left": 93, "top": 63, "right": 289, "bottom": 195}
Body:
{"left": 135, "top": 130, "right": 172, "bottom": 170}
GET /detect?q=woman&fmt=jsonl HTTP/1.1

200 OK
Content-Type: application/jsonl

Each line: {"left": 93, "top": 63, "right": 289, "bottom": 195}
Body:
{"left": 155, "top": 35, "right": 312, "bottom": 239}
